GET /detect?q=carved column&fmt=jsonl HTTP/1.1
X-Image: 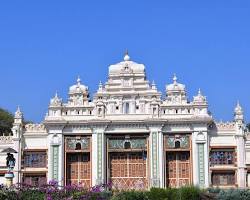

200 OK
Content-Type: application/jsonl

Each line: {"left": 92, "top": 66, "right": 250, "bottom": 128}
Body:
{"left": 48, "top": 129, "right": 63, "bottom": 186}
{"left": 149, "top": 127, "right": 163, "bottom": 187}
{"left": 236, "top": 133, "right": 246, "bottom": 188}
{"left": 193, "top": 130, "right": 209, "bottom": 188}
{"left": 92, "top": 127, "right": 106, "bottom": 186}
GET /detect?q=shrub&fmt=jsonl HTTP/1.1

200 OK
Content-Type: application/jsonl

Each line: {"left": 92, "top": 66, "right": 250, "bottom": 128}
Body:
{"left": 111, "top": 190, "right": 148, "bottom": 200}
{"left": 216, "top": 189, "right": 250, "bottom": 200}
{"left": 146, "top": 187, "right": 169, "bottom": 200}
{"left": 177, "top": 186, "right": 201, "bottom": 200}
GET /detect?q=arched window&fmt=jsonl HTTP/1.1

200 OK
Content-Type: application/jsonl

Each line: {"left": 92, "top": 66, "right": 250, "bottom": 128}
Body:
{"left": 125, "top": 103, "right": 130, "bottom": 114}
{"left": 124, "top": 141, "right": 131, "bottom": 149}
{"left": 98, "top": 108, "right": 102, "bottom": 115}
{"left": 75, "top": 143, "right": 81, "bottom": 150}
{"left": 175, "top": 141, "right": 180, "bottom": 148}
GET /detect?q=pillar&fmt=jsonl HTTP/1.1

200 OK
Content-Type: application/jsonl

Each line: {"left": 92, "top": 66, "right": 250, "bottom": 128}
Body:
{"left": 92, "top": 128, "right": 106, "bottom": 186}
{"left": 149, "top": 128, "right": 163, "bottom": 187}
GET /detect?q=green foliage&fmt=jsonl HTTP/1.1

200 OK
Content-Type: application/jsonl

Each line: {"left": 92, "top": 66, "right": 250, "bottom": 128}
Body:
{"left": 0, "top": 108, "right": 13, "bottom": 135}
{"left": 111, "top": 186, "right": 201, "bottom": 200}
{"left": 247, "top": 123, "right": 250, "bottom": 132}
{"left": 1, "top": 184, "right": 250, "bottom": 200}
{"left": 146, "top": 187, "right": 169, "bottom": 200}
{"left": 111, "top": 190, "right": 148, "bottom": 200}
{"left": 216, "top": 189, "right": 250, "bottom": 200}
{"left": 18, "top": 189, "right": 45, "bottom": 200}
{"left": 177, "top": 186, "right": 201, "bottom": 200}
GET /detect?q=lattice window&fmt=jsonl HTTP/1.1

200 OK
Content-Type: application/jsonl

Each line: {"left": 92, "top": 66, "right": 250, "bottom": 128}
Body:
{"left": 212, "top": 172, "right": 235, "bottom": 185}
{"left": 23, "top": 151, "right": 47, "bottom": 168}
{"left": 22, "top": 174, "right": 47, "bottom": 186}
{"left": 210, "top": 149, "right": 235, "bottom": 165}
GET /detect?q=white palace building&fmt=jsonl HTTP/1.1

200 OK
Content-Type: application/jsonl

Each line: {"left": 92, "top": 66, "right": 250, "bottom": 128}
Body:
{"left": 0, "top": 53, "right": 250, "bottom": 189}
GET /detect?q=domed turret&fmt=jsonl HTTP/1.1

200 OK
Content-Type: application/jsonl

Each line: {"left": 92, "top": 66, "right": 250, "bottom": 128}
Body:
{"left": 69, "top": 76, "right": 88, "bottom": 95}
{"left": 68, "top": 76, "right": 90, "bottom": 106}
{"left": 193, "top": 89, "right": 207, "bottom": 104}
{"left": 166, "top": 74, "right": 185, "bottom": 92}
{"left": 165, "top": 74, "right": 187, "bottom": 104}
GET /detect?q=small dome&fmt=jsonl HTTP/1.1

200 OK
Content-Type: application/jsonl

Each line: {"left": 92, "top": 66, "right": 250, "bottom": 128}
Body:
{"left": 166, "top": 74, "right": 185, "bottom": 92}
{"left": 193, "top": 89, "right": 206, "bottom": 103}
{"left": 124, "top": 51, "right": 130, "bottom": 61}
{"left": 69, "top": 76, "right": 88, "bottom": 94}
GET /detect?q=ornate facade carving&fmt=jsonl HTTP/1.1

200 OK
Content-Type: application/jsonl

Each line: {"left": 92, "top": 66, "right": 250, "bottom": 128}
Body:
{"left": 5, "top": 53, "right": 249, "bottom": 189}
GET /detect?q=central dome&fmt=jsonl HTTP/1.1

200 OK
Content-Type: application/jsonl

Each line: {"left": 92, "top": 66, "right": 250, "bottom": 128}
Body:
{"left": 108, "top": 52, "right": 145, "bottom": 75}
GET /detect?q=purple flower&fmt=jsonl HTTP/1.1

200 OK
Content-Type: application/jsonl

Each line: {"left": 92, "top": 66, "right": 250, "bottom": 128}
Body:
{"left": 48, "top": 179, "right": 58, "bottom": 187}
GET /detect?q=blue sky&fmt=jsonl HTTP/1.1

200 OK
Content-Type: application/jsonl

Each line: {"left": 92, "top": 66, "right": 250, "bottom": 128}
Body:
{"left": 0, "top": 1, "right": 249, "bottom": 123}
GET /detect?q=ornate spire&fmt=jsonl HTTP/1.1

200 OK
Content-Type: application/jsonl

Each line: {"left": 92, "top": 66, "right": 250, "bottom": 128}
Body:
{"left": 234, "top": 100, "right": 244, "bottom": 123}
{"left": 124, "top": 50, "right": 130, "bottom": 61}
{"left": 50, "top": 91, "right": 62, "bottom": 107}
{"left": 15, "top": 105, "right": 23, "bottom": 119}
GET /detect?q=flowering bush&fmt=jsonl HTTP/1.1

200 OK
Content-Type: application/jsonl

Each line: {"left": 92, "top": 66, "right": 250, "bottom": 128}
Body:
{"left": 0, "top": 181, "right": 249, "bottom": 200}
{"left": 0, "top": 181, "right": 112, "bottom": 200}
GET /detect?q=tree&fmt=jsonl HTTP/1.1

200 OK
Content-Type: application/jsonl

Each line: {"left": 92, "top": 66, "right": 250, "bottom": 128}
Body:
{"left": 247, "top": 123, "right": 250, "bottom": 132}
{"left": 0, "top": 108, "right": 14, "bottom": 135}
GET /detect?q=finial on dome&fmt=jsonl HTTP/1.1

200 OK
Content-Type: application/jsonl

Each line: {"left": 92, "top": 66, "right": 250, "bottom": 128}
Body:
{"left": 55, "top": 91, "right": 58, "bottom": 98}
{"left": 124, "top": 50, "right": 130, "bottom": 61}
{"left": 173, "top": 74, "right": 177, "bottom": 84}
{"left": 16, "top": 105, "right": 21, "bottom": 113}
{"left": 236, "top": 100, "right": 240, "bottom": 107}
{"left": 152, "top": 80, "right": 157, "bottom": 90}
{"left": 198, "top": 88, "right": 202, "bottom": 95}
{"left": 98, "top": 81, "right": 103, "bottom": 90}
{"left": 77, "top": 76, "right": 81, "bottom": 85}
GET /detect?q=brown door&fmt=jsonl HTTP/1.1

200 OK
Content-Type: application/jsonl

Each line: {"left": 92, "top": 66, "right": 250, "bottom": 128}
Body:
{"left": 166, "top": 152, "right": 190, "bottom": 187}
{"left": 66, "top": 153, "right": 91, "bottom": 187}
{"left": 109, "top": 152, "right": 147, "bottom": 190}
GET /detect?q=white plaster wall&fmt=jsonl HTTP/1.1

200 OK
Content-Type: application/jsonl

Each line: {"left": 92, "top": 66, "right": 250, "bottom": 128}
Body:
{"left": 0, "top": 175, "right": 5, "bottom": 185}
{"left": 24, "top": 137, "right": 48, "bottom": 149}
{"left": 246, "top": 151, "right": 250, "bottom": 164}
{"left": 0, "top": 154, "right": 6, "bottom": 167}
{"left": 210, "top": 136, "right": 236, "bottom": 146}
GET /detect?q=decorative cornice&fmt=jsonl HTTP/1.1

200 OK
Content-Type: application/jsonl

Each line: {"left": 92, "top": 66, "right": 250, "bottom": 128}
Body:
{"left": 24, "top": 123, "right": 46, "bottom": 133}
{"left": 215, "top": 121, "right": 236, "bottom": 131}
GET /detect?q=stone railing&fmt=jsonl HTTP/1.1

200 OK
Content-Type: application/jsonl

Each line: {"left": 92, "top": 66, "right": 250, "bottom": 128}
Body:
{"left": 24, "top": 123, "right": 46, "bottom": 133}
{"left": 0, "top": 136, "right": 13, "bottom": 144}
